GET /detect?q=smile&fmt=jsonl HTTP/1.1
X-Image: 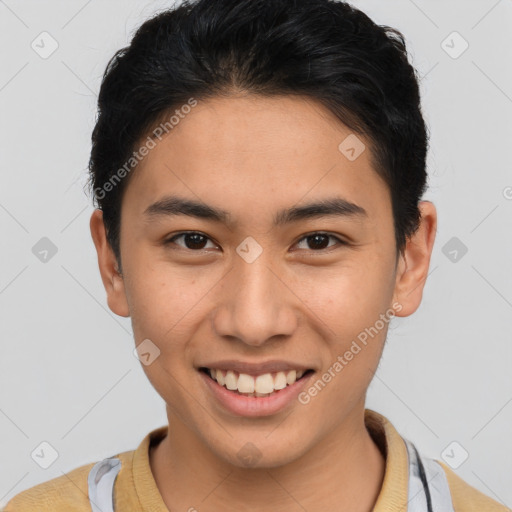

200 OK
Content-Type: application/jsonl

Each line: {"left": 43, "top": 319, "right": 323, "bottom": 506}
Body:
{"left": 198, "top": 365, "right": 315, "bottom": 417}
{"left": 200, "top": 367, "right": 313, "bottom": 397}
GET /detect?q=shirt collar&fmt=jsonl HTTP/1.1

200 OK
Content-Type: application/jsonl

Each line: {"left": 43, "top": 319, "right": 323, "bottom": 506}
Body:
{"left": 130, "top": 408, "right": 410, "bottom": 511}
{"left": 365, "top": 408, "right": 410, "bottom": 511}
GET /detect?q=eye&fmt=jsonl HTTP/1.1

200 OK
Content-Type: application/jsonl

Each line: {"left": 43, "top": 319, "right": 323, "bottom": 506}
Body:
{"left": 163, "top": 231, "right": 347, "bottom": 253}
{"left": 294, "top": 232, "right": 347, "bottom": 252}
{"left": 164, "top": 231, "right": 218, "bottom": 251}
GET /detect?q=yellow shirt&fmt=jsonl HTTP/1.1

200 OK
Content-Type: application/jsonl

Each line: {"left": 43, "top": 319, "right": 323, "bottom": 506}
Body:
{"left": 3, "top": 409, "right": 509, "bottom": 511}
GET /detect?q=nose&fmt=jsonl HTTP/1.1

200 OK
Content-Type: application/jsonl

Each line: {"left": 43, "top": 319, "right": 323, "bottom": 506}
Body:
{"left": 211, "top": 254, "right": 299, "bottom": 347}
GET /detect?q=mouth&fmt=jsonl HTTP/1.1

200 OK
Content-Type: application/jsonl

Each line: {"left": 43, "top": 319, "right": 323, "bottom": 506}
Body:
{"left": 199, "top": 367, "right": 315, "bottom": 398}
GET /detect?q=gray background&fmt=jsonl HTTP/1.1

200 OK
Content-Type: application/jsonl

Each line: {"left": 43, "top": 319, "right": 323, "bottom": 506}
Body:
{"left": 1, "top": 0, "right": 511, "bottom": 508}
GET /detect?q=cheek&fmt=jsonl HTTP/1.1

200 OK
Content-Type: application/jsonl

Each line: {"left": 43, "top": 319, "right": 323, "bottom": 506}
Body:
{"left": 299, "top": 266, "right": 394, "bottom": 410}
{"left": 304, "top": 259, "right": 394, "bottom": 337}
{"left": 125, "top": 260, "right": 215, "bottom": 350}
{"left": 126, "top": 264, "right": 208, "bottom": 405}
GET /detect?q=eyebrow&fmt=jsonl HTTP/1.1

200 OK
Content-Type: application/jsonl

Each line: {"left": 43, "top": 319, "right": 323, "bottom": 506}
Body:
{"left": 143, "top": 195, "right": 367, "bottom": 226}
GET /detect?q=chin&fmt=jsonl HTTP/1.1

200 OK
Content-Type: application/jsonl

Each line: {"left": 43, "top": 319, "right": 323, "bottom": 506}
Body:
{"left": 211, "top": 432, "right": 311, "bottom": 470}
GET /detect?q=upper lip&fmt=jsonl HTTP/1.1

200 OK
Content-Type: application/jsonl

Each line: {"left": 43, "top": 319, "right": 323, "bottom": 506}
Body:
{"left": 198, "top": 360, "right": 314, "bottom": 376}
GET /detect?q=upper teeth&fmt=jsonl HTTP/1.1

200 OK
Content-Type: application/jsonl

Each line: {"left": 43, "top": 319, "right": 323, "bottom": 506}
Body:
{"left": 208, "top": 368, "right": 305, "bottom": 394}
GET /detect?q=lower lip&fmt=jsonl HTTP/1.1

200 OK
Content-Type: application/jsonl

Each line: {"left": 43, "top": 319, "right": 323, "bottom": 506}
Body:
{"left": 199, "top": 369, "right": 314, "bottom": 417}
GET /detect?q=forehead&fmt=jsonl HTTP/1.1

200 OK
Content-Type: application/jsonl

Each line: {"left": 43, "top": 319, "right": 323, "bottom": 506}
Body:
{"left": 122, "top": 94, "right": 391, "bottom": 227}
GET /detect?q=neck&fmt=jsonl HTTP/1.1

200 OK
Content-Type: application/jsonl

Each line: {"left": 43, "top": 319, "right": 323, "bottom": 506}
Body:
{"left": 150, "top": 404, "right": 385, "bottom": 512}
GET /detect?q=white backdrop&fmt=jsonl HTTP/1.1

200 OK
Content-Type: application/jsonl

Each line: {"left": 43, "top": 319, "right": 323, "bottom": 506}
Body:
{"left": 0, "top": 0, "right": 511, "bottom": 508}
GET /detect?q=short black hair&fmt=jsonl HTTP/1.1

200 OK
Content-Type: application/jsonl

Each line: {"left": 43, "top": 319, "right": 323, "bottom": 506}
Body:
{"left": 87, "top": 0, "right": 429, "bottom": 272}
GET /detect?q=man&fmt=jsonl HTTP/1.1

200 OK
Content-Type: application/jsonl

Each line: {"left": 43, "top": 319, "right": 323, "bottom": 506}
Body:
{"left": 5, "top": 0, "right": 508, "bottom": 510}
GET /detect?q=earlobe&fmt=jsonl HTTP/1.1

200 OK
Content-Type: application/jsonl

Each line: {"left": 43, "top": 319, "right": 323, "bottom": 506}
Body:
{"left": 392, "top": 201, "right": 437, "bottom": 317}
{"left": 89, "top": 209, "right": 131, "bottom": 318}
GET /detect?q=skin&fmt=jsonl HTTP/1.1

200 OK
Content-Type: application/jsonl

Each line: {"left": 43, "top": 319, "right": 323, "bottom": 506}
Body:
{"left": 90, "top": 94, "right": 437, "bottom": 512}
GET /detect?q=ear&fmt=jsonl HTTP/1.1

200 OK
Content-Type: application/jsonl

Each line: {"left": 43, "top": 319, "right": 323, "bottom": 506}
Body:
{"left": 89, "top": 209, "right": 130, "bottom": 318}
{"left": 392, "top": 200, "right": 437, "bottom": 317}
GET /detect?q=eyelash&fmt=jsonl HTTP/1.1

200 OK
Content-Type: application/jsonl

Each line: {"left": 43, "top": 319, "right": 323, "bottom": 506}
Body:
{"left": 163, "top": 231, "right": 348, "bottom": 253}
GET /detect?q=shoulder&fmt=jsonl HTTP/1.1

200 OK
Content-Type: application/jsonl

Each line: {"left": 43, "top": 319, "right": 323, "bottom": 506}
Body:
{"left": 2, "top": 459, "right": 96, "bottom": 512}
{"left": 436, "top": 460, "right": 510, "bottom": 512}
{"left": 2, "top": 450, "right": 133, "bottom": 512}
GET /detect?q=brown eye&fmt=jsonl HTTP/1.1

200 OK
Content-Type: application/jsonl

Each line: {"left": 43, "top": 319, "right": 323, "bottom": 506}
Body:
{"left": 164, "top": 231, "right": 346, "bottom": 253}
{"left": 294, "top": 232, "right": 346, "bottom": 251}
{"left": 165, "top": 232, "right": 217, "bottom": 251}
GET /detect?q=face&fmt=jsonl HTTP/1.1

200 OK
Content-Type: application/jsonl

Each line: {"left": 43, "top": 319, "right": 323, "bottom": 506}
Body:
{"left": 91, "top": 94, "right": 436, "bottom": 468}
